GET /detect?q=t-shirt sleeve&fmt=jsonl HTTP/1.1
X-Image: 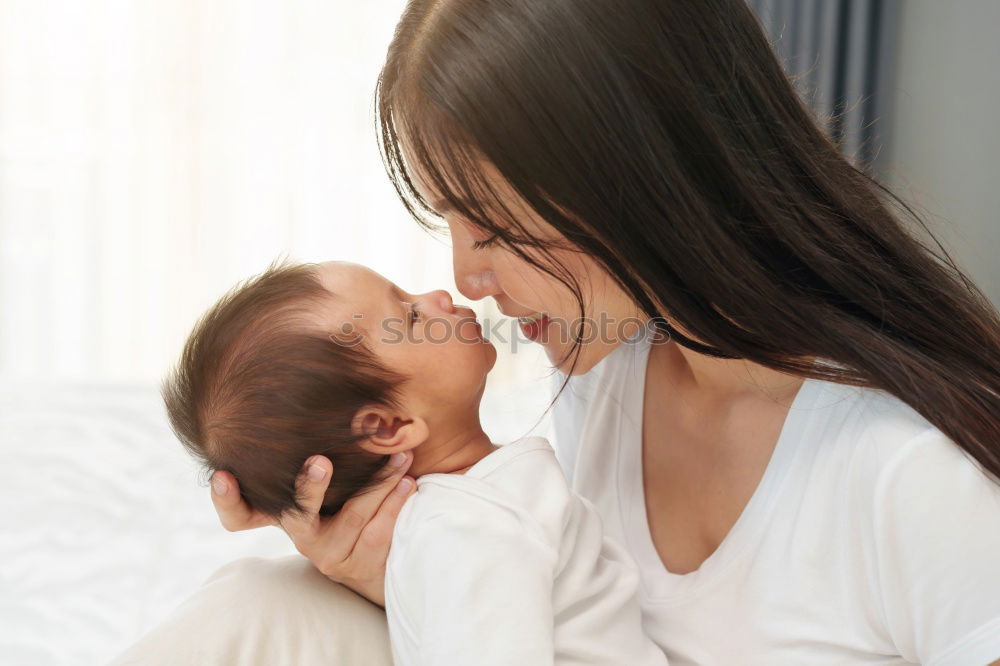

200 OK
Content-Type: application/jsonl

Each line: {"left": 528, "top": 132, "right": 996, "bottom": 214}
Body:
{"left": 873, "top": 428, "right": 1000, "bottom": 666}
{"left": 395, "top": 499, "right": 558, "bottom": 666}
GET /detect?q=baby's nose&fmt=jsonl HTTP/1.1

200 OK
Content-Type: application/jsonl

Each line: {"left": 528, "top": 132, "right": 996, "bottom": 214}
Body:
{"left": 428, "top": 289, "right": 455, "bottom": 314}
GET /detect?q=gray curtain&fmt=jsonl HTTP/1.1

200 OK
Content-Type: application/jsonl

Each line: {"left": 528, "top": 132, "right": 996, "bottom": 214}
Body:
{"left": 745, "top": 0, "right": 900, "bottom": 174}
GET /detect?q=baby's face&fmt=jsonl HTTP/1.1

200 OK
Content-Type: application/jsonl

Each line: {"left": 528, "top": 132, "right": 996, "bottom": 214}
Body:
{"left": 314, "top": 261, "right": 497, "bottom": 408}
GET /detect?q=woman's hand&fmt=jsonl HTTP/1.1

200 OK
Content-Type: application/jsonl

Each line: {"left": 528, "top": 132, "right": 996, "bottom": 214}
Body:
{"left": 209, "top": 451, "right": 416, "bottom": 607}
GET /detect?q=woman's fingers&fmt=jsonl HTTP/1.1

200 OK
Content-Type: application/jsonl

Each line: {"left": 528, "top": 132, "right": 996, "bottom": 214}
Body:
{"left": 280, "top": 455, "right": 335, "bottom": 542}
{"left": 334, "top": 475, "right": 416, "bottom": 607}
{"left": 310, "top": 451, "right": 414, "bottom": 566}
{"left": 210, "top": 450, "right": 415, "bottom": 606}
{"left": 354, "top": 474, "right": 416, "bottom": 555}
{"left": 210, "top": 469, "right": 277, "bottom": 531}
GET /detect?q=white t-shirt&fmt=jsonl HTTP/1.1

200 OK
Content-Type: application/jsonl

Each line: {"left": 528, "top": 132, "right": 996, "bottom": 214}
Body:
{"left": 551, "top": 329, "right": 1000, "bottom": 666}
{"left": 384, "top": 435, "right": 670, "bottom": 666}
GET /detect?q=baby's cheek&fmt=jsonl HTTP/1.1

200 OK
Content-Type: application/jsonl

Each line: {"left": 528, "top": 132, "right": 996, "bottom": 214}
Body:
{"left": 423, "top": 344, "right": 470, "bottom": 387}
{"left": 420, "top": 318, "right": 455, "bottom": 347}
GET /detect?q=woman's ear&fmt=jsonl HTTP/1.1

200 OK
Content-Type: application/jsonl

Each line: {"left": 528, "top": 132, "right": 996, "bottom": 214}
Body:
{"left": 351, "top": 405, "right": 429, "bottom": 455}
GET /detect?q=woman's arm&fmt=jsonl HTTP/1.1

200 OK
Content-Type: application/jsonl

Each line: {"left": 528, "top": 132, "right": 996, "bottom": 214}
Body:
{"left": 209, "top": 451, "right": 416, "bottom": 607}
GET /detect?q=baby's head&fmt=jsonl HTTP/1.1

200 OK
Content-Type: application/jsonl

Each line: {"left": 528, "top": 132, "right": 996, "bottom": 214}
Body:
{"left": 162, "top": 259, "right": 496, "bottom": 518}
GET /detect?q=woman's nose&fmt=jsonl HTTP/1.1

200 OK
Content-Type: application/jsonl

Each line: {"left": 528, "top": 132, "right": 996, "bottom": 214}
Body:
{"left": 451, "top": 241, "right": 500, "bottom": 301}
{"left": 455, "top": 269, "right": 500, "bottom": 301}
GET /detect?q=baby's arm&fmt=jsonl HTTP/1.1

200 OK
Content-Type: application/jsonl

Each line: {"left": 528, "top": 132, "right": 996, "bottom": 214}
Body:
{"left": 387, "top": 497, "right": 558, "bottom": 665}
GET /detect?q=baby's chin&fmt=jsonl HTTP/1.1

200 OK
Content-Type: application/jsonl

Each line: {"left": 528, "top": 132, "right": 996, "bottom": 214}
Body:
{"left": 464, "top": 345, "right": 497, "bottom": 394}
{"left": 439, "top": 340, "right": 496, "bottom": 394}
{"left": 462, "top": 332, "right": 497, "bottom": 373}
{"left": 483, "top": 338, "right": 498, "bottom": 370}
{"left": 473, "top": 343, "right": 497, "bottom": 391}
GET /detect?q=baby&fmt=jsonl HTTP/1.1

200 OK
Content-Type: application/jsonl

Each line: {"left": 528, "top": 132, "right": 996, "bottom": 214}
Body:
{"left": 163, "top": 259, "right": 669, "bottom": 666}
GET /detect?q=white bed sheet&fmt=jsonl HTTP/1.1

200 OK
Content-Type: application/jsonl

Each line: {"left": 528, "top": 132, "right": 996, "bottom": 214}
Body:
{"left": 0, "top": 378, "right": 551, "bottom": 665}
{"left": 0, "top": 382, "right": 296, "bottom": 665}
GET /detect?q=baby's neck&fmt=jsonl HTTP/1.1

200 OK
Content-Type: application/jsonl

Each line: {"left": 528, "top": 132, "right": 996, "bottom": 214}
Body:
{"left": 407, "top": 417, "right": 497, "bottom": 478}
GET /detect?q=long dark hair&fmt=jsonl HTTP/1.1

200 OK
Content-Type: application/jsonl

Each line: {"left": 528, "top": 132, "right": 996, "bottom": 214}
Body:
{"left": 376, "top": 0, "right": 1000, "bottom": 481}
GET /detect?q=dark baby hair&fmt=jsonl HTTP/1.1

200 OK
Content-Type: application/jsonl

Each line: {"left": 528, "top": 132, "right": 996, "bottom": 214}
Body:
{"left": 162, "top": 259, "right": 407, "bottom": 519}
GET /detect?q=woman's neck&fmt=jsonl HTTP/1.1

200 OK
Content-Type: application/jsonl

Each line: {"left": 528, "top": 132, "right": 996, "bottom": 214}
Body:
{"left": 653, "top": 330, "right": 804, "bottom": 404}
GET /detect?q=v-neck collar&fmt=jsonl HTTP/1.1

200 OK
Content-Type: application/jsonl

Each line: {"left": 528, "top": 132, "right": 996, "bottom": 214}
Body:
{"left": 617, "top": 338, "right": 826, "bottom": 604}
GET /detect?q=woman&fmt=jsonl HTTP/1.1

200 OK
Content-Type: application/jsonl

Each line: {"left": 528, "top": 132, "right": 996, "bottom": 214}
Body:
{"left": 113, "top": 0, "right": 1000, "bottom": 664}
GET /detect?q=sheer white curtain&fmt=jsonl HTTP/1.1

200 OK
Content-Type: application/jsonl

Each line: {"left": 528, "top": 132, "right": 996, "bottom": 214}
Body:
{"left": 0, "top": 0, "right": 546, "bottom": 386}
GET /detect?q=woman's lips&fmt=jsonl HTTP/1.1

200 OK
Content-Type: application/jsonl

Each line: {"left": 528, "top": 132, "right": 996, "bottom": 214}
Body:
{"left": 518, "top": 314, "right": 550, "bottom": 341}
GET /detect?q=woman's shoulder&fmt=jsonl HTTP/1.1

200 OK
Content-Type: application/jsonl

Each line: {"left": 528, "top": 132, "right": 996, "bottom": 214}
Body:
{"left": 814, "top": 379, "right": 937, "bottom": 457}
{"left": 807, "top": 379, "right": 997, "bottom": 507}
{"left": 826, "top": 383, "right": 1000, "bottom": 664}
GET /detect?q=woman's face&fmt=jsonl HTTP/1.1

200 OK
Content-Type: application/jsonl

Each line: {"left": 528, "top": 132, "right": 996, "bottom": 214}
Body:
{"left": 407, "top": 156, "right": 645, "bottom": 375}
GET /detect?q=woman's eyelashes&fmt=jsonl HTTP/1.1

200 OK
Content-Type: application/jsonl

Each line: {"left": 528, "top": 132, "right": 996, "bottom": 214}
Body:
{"left": 471, "top": 234, "right": 501, "bottom": 250}
{"left": 407, "top": 302, "right": 421, "bottom": 325}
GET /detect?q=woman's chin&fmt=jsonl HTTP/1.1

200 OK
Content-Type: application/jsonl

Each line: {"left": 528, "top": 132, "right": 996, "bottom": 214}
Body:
{"left": 545, "top": 340, "right": 620, "bottom": 376}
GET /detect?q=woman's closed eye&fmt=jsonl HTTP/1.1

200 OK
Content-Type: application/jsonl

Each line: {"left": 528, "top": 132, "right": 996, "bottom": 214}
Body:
{"left": 471, "top": 234, "right": 501, "bottom": 250}
{"left": 408, "top": 302, "right": 420, "bottom": 324}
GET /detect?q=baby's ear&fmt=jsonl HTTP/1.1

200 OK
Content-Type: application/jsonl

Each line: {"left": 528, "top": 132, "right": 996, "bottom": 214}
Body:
{"left": 351, "top": 405, "right": 428, "bottom": 455}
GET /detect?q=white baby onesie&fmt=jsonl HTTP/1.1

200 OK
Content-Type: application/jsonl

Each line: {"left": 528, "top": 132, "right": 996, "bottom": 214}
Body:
{"left": 384, "top": 436, "right": 669, "bottom": 666}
